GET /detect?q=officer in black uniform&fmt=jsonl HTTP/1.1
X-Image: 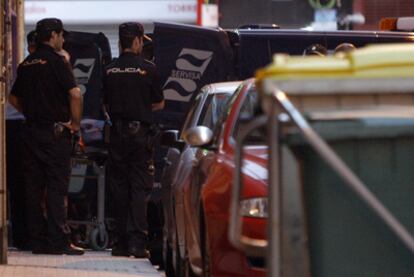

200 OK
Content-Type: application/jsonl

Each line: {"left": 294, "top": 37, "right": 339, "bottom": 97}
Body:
{"left": 9, "top": 18, "right": 84, "bottom": 255}
{"left": 303, "top": 43, "right": 328, "bottom": 56}
{"left": 102, "top": 22, "right": 164, "bottom": 258}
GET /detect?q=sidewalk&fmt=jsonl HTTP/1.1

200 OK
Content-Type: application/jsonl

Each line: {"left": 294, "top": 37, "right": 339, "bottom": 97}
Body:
{"left": 0, "top": 249, "right": 162, "bottom": 277}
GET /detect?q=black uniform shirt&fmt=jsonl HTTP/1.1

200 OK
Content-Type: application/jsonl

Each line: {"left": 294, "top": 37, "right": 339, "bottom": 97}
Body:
{"left": 102, "top": 52, "right": 164, "bottom": 125}
{"left": 11, "top": 44, "right": 77, "bottom": 125}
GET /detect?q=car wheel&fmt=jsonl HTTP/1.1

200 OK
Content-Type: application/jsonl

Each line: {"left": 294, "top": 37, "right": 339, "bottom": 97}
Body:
{"left": 200, "top": 208, "right": 211, "bottom": 277}
{"left": 175, "top": 234, "right": 197, "bottom": 277}
{"left": 175, "top": 234, "right": 186, "bottom": 276}
{"left": 185, "top": 259, "right": 197, "bottom": 277}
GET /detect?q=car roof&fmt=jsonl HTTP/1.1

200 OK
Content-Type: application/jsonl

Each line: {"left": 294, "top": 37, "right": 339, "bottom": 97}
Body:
{"left": 203, "top": 81, "right": 243, "bottom": 95}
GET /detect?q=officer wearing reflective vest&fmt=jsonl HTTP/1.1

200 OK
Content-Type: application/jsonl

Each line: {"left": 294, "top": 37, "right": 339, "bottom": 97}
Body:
{"left": 102, "top": 22, "right": 164, "bottom": 258}
{"left": 9, "top": 18, "right": 84, "bottom": 255}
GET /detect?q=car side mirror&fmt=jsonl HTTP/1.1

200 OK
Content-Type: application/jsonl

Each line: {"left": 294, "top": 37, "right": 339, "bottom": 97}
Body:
{"left": 182, "top": 126, "right": 213, "bottom": 147}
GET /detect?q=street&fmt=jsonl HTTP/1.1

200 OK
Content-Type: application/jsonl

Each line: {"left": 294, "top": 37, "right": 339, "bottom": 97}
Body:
{"left": 0, "top": 249, "right": 163, "bottom": 277}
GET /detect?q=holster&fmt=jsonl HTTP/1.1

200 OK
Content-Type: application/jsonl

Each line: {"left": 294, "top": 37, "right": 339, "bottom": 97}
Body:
{"left": 53, "top": 123, "right": 68, "bottom": 138}
{"left": 146, "top": 159, "right": 155, "bottom": 176}
{"left": 127, "top": 121, "right": 141, "bottom": 136}
{"left": 71, "top": 131, "right": 83, "bottom": 156}
{"left": 146, "top": 124, "right": 161, "bottom": 151}
{"left": 112, "top": 120, "right": 142, "bottom": 137}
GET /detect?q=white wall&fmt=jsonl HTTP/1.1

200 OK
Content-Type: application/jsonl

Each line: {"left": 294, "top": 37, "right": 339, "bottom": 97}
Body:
{"left": 25, "top": 0, "right": 197, "bottom": 57}
{"left": 25, "top": 0, "right": 197, "bottom": 24}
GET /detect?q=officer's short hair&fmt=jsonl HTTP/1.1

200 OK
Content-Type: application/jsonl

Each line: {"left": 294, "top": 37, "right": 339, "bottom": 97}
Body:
{"left": 27, "top": 30, "right": 37, "bottom": 46}
{"left": 334, "top": 43, "right": 356, "bottom": 55}
{"left": 303, "top": 44, "right": 328, "bottom": 57}
{"left": 119, "top": 22, "right": 144, "bottom": 50}
{"left": 35, "top": 17, "right": 67, "bottom": 42}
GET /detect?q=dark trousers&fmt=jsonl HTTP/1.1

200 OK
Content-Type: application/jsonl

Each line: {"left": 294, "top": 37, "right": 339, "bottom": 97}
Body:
{"left": 22, "top": 124, "right": 72, "bottom": 249}
{"left": 6, "top": 119, "right": 28, "bottom": 249}
{"left": 107, "top": 126, "right": 153, "bottom": 249}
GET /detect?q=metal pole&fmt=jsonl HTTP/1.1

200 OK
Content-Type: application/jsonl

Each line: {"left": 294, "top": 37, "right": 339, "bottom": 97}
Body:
{"left": 0, "top": 0, "right": 12, "bottom": 264}
{"left": 95, "top": 163, "right": 106, "bottom": 241}
{"left": 16, "top": 0, "right": 25, "bottom": 63}
{"left": 267, "top": 99, "right": 282, "bottom": 277}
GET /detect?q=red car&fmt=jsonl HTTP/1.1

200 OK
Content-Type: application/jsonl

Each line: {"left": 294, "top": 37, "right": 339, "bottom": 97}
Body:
{"left": 181, "top": 78, "right": 267, "bottom": 276}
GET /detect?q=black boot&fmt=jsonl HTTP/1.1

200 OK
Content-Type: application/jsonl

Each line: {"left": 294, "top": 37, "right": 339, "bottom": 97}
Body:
{"left": 49, "top": 244, "right": 85, "bottom": 255}
{"left": 128, "top": 245, "right": 150, "bottom": 259}
{"left": 111, "top": 244, "right": 129, "bottom": 257}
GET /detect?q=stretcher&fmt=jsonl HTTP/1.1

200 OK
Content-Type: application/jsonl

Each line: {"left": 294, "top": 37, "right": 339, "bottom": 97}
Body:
{"left": 68, "top": 119, "right": 109, "bottom": 250}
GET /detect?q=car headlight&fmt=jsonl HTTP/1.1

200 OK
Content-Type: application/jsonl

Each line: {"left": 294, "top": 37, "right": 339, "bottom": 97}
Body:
{"left": 240, "top": 197, "right": 268, "bottom": 218}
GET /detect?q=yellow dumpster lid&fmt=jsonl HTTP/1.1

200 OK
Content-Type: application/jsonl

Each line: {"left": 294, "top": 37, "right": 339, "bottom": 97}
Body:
{"left": 256, "top": 43, "right": 414, "bottom": 95}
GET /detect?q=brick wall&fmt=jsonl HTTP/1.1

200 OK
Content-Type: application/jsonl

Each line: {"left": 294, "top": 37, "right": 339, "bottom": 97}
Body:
{"left": 354, "top": 0, "right": 414, "bottom": 30}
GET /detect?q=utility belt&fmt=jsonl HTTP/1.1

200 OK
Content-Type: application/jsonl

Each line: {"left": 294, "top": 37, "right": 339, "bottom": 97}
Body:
{"left": 25, "top": 121, "right": 72, "bottom": 139}
{"left": 112, "top": 119, "right": 149, "bottom": 137}
{"left": 108, "top": 119, "right": 160, "bottom": 176}
{"left": 109, "top": 120, "right": 161, "bottom": 152}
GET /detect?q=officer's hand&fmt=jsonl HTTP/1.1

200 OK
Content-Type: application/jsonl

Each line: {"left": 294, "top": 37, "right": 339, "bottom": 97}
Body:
{"left": 61, "top": 121, "right": 80, "bottom": 133}
{"left": 70, "top": 123, "right": 81, "bottom": 133}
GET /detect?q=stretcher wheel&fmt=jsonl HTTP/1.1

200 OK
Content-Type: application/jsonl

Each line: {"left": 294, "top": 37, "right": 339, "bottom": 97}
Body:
{"left": 89, "top": 227, "right": 109, "bottom": 250}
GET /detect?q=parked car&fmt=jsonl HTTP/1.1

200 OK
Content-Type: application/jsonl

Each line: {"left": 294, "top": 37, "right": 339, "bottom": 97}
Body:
{"left": 160, "top": 81, "right": 241, "bottom": 276}
{"left": 177, "top": 78, "right": 267, "bottom": 276}
{"left": 233, "top": 42, "right": 414, "bottom": 277}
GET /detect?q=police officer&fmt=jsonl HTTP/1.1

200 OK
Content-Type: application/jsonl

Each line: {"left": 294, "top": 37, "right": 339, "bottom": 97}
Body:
{"left": 9, "top": 18, "right": 84, "bottom": 255}
{"left": 303, "top": 43, "right": 328, "bottom": 56}
{"left": 334, "top": 42, "right": 356, "bottom": 55}
{"left": 102, "top": 22, "right": 164, "bottom": 258}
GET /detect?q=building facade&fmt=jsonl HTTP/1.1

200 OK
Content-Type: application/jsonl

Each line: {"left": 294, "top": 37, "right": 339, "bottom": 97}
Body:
{"left": 354, "top": 0, "right": 414, "bottom": 30}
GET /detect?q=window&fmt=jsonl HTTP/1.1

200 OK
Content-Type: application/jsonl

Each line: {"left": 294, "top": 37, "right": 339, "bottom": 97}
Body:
{"left": 232, "top": 85, "right": 266, "bottom": 144}
{"left": 198, "top": 93, "right": 232, "bottom": 129}
{"left": 210, "top": 84, "right": 244, "bottom": 145}
{"left": 180, "top": 93, "right": 203, "bottom": 138}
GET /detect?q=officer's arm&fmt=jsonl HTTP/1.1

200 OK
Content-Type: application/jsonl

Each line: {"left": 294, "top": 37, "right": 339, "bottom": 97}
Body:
{"left": 68, "top": 87, "right": 83, "bottom": 131}
{"left": 152, "top": 100, "right": 165, "bottom": 111}
{"left": 150, "top": 69, "right": 164, "bottom": 111}
{"left": 9, "top": 65, "right": 24, "bottom": 113}
{"left": 9, "top": 94, "right": 23, "bottom": 113}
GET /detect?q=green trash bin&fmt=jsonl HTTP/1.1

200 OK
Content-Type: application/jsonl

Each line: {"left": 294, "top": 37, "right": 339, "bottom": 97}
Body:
{"left": 286, "top": 118, "right": 414, "bottom": 277}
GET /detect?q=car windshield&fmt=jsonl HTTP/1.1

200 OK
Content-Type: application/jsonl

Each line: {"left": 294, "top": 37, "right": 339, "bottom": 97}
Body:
{"left": 198, "top": 93, "right": 232, "bottom": 129}
{"left": 180, "top": 93, "right": 204, "bottom": 136}
{"left": 232, "top": 85, "right": 266, "bottom": 145}
{"left": 209, "top": 84, "right": 245, "bottom": 145}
